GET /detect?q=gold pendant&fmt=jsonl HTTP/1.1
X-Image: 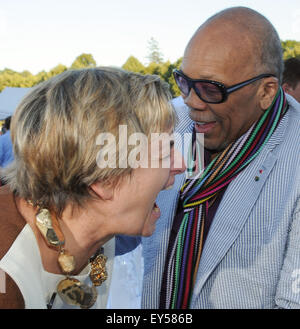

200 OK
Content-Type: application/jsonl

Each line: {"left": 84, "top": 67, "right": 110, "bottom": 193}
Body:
{"left": 58, "top": 250, "right": 76, "bottom": 274}
{"left": 57, "top": 277, "right": 98, "bottom": 309}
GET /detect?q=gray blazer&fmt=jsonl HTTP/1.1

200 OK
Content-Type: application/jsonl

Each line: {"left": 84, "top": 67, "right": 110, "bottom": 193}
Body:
{"left": 142, "top": 95, "right": 300, "bottom": 309}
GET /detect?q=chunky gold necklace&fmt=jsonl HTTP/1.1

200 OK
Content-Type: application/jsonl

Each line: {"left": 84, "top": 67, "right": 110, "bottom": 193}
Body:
{"left": 33, "top": 204, "right": 108, "bottom": 308}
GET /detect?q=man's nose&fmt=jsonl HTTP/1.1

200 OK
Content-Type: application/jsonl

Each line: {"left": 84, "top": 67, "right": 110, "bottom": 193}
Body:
{"left": 183, "top": 88, "right": 207, "bottom": 111}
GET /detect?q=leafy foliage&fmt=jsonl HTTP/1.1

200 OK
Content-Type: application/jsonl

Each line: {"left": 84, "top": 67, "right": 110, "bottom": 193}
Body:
{"left": 122, "top": 56, "right": 145, "bottom": 73}
{"left": 282, "top": 40, "right": 300, "bottom": 59}
{"left": 0, "top": 54, "right": 97, "bottom": 92}
{"left": 70, "top": 53, "right": 96, "bottom": 69}
{"left": 1, "top": 40, "right": 299, "bottom": 97}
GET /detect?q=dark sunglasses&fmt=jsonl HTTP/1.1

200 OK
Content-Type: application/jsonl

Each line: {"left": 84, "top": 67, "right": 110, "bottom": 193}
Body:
{"left": 173, "top": 69, "right": 275, "bottom": 104}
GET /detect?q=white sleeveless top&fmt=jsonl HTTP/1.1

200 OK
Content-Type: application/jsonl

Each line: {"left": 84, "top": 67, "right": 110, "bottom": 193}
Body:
{"left": 0, "top": 224, "right": 115, "bottom": 309}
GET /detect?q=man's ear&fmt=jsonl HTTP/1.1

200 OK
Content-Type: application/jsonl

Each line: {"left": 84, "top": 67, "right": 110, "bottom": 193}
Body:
{"left": 258, "top": 77, "right": 279, "bottom": 110}
{"left": 89, "top": 181, "right": 114, "bottom": 200}
{"left": 282, "top": 82, "right": 292, "bottom": 94}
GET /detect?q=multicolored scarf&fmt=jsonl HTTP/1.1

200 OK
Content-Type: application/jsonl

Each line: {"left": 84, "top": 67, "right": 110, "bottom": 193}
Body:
{"left": 162, "top": 88, "right": 288, "bottom": 309}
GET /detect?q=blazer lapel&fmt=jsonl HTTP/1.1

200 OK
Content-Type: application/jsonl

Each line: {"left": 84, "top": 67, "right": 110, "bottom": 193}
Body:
{"left": 190, "top": 108, "right": 289, "bottom": 306}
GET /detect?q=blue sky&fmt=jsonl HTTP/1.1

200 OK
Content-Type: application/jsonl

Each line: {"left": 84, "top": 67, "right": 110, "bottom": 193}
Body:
{"left": 1, "top": 0, "right": 300, "bottom": 74}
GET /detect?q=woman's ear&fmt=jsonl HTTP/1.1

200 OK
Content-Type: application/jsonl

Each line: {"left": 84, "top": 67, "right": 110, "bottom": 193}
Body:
{"left": 258, "top": 77, "right": 279, "bottom": 110}
{"left": 89, "top": 181, "right": 114, "bottom": 200}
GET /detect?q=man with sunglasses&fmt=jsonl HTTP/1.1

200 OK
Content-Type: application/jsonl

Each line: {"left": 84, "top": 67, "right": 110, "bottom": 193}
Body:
{"left": 142, "top": 6, "right": 300, "bottom": 309}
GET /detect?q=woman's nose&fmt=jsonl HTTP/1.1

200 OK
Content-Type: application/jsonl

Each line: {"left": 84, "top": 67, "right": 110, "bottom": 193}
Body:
{"left": 171, "top": 148, "right": 186, "bottom": 175}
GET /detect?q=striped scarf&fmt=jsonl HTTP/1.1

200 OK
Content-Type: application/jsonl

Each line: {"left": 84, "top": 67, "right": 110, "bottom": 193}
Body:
{"left": 163, "top": 88, "right": 288, "bottom": 309}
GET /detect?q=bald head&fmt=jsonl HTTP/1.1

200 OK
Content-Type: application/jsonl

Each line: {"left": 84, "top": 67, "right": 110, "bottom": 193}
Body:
{"left": 187, "top": 7, "right": 283, "bottom": 82}
{"left": 180, "top": 7, "right": 281, "bottom": 151}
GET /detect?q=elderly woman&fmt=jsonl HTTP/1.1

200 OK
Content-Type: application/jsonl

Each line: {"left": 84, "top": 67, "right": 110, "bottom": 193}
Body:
{"left": 0, "top": 67, "right": 185, "bottom": 309}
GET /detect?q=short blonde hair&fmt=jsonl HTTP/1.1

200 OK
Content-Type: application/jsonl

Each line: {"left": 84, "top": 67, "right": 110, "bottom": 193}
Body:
{"left": 3, "top": 67, "right": 175, "bottom": 215}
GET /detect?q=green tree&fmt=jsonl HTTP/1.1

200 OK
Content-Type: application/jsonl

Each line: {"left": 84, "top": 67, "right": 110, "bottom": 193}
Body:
{"left": 160, "top": 58, "right": 182, "bottom": 97}
{"left": 122, "top": 56, "right": 145, "bottom": 73}
{"left": 0, "top": 68, "right": 31, "bottom": 90}
{"left": 146, "top": 37, "right": 164, "bottom": 64}
{"left": 281, "top": 40, "right": 300, "bottom": 59}
{"left": 0, "top": 53, "right": 97, "bottom": 92}
{"left": 35, "top": 70, "right": 49, "bottom": 84}
{"left": 70, "top": 53, "right": 97, "bottom": 69}
{"left": 47, "top": 64, "right": 68, "bottom": 78}
{"left": 144, "top": 62, "right": 162, "bottom": 75}
{"left": 122, "top": 56, "right": 183, "bottom": 98}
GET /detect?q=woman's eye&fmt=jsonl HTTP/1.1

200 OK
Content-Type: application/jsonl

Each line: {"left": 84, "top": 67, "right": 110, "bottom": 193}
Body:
{"left": 162, "top": 141, "right": 174, "bottom": 159}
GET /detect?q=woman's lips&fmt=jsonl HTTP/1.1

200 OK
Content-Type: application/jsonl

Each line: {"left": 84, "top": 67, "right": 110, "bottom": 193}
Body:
{"left": 195, "top": 121, "right": 217, "bottom": 133}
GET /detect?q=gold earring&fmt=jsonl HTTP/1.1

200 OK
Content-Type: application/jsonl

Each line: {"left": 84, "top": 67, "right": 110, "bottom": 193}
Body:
{"left": 35, "top": 208, "right": 65, "bottom": 248}
{"left": 34, "top": 205, "right": 107, "bottom": 308}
